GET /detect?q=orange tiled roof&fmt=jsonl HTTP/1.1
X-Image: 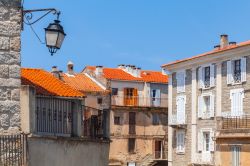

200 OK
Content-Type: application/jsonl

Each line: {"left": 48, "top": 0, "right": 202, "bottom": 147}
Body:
{"left": 85, "top": 66, "right": 168, "bottom": 83}
{"left": 62, "top": 73, "right": 105, "bottom": 93}
{"left": 162, "top": 40, "right": 250, "bottom": 67}
{"left": 21, "top": 68, "right": 85, "bottom": 98}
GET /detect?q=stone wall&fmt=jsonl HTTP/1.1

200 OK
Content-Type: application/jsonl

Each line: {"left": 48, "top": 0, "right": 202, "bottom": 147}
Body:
{"left": 0, "top": 0, "right": 22, "bottom": 134}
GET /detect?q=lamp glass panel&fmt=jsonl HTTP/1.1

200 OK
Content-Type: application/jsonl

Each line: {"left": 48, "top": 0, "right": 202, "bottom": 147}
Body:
{"left": 46, "top": 30, "right": 58, "bottom": 47}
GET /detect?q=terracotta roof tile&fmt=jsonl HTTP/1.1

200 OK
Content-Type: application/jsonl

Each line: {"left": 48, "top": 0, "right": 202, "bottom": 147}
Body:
{"left": 21, "top": 68, "right": 84, "bottom": 98}
{"left": 62, "top": 73, "right": 105, "bottom": 93}
{"left": 85, "top": 66, "right": 168, "bottom": 83}
{"left": 162, "top": 40, "right": 250, "bottom": 67}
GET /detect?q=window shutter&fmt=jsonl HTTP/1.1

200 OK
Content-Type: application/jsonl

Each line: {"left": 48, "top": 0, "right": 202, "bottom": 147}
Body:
{"left": 227, "top": 61, "right": 233, "bottom": 84}
{"left": 230, "top": 89, "right": 244, "bottom": 116}
{"left": 177, "top": 72, "right": 185, "bottom": 93}
{"left": 198, "top": 131, "right": 203, "bottom": 152}
{"left": 155, "top": 89, "right": 161, "bottom": 106}
{"left": 210, "top": 94, "right": 215, "bottom": 118}
{"left": 241, "top": 57, "right": 247, "bottom": 82}
{"left": 198, "top": 96, "right": 203, "bottom": 118}
{"left": 210, "top": 64, "right": 215, "bottom": 87}
{"left": 198, "top": 67, "right": 204, "bottom": 89}
{"left": 176, "top": 96, "right": 186, "bottom": 124}
{"left": 209, "top": 130, "right": 215, "bottom": 152}
{"left": 176, "top": 132, "right": 180, "bottom": 152}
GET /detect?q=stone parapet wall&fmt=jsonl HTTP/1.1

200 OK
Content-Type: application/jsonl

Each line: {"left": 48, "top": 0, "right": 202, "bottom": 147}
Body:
{"left": 0, "top": 0, "right": 22, "bottom": 134}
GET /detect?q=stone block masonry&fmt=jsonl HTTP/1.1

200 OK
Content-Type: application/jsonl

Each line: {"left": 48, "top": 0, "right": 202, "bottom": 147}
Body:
{"left": 0, "top": 0, "right": 22, "bottom": 134}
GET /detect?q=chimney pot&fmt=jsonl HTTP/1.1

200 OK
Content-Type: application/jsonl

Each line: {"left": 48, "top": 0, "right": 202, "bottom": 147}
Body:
{"left": 229, "top": 41, "right": 237, "bottom": 46}
{"left": 51, "top": 66, "right": 60, "bottom": 79}
{"left": 67, "top": 61, "right": 74, "bottom": 75}
{"left": 220, "top": 34, "right": 229, "bottom": 48}
{"left": 95, "top": 66, "right": 103, "bottom": 76}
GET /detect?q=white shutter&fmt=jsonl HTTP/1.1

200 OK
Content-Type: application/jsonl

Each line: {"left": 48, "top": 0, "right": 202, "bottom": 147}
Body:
{"left": 210, "top": 64, "right": 215, "bottom": 87}
{"left": 198, "top": 67, "right": 204, "bottom": 89}
{"left": 198, "top": 96, "right": 203, "bottom": 118}
{"left": 227, "top": 61, "right": 233, "bottom": 84}
{"left": 198, "top": 131, "right": 203, "bottom": 152}
{"left": 177, "top": 96, "right": 186, "bottom": 124}
{"left": 230, "top": 89, "right": 244, "bottom": 116}
{"left": 241, "top": 57, "right": 247, "bottom": 82}
{"left": 210, "top": 94, "right": 215, "bottom": 118}
{"left": 177, "top": 71, "right": 185, "bottom": 93}
{"left": 209, "top": 130, "right": 215, "bottom": 152}
{"left": 155, "top": 89, "right": 161, "bottom": 106}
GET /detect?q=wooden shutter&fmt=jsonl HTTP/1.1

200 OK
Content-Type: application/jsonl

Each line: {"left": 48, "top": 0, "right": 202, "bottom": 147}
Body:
{"left": 209, "top": 130, "right": 215, "bottom": 152}
{"left": 198, "top": 67, "right": 204, "bottom": 89}
{"left": 210, "top": 64, "right": 215, "bottom": 87}
{"left": 210, "top": 94, "right": 215, "bottom": 118}
{"left": 176, "top": 96, "right": 186, "bottom": 124}
{"left": 133, "top": 88, "right": 138, "bottom": 106}
{"left": 124, "top": 88, "right": 128, "bottom": 105}
{"left": 230, "top": 89, "right": 244, "bottom": 116}
{"left": 198, "top": 96, "right": 203, "bottom": 118}
{"left": 241, "top": 57, "right": 247, "bottom": 82}
{"left": 198, "top": 131, "right": 203, "bottom": 152}
{"left": 227, "top": 61, "right": 233, "bottom": 84}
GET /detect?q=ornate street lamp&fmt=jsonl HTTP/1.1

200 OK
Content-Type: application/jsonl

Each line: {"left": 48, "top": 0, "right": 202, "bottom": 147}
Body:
{"left": 45, "top": 13, "right": 66, "bottom": 55}
{"left": 23, "top": 8, "right": 66, "bottom": 56}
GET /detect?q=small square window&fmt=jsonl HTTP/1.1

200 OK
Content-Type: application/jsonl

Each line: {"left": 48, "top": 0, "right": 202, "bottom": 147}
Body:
{"left": 97, "top": 98, "right": 103, "bottom": 104}
{"left": 112, "top": 88, "right": 118, "bottom": 96}
{"left": 114, "top": 116, "right": 120, "bottom": 125}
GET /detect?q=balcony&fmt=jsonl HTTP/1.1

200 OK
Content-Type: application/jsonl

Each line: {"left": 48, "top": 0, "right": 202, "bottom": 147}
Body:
{"left": 169, "top": 114, "right": 187, "bottom": 127}
{"left": 216, "top": 114, "right": 250, "bottom": 138}
{"left": 111, "top": 95, "right": 167, "bottom": 108}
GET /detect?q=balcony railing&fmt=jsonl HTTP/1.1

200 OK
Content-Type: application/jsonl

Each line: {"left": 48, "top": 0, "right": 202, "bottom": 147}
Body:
{"left": 111, "top": 95, "right": 167, "bottom": 107}
{"left": 35, "top": 97, "right": 108, "bottom": 139}
{"left": 222, "top": 115, "right": 250, "bottom": 130}
{"left": 169, "top": 114, "right": 187, "bottom": 126}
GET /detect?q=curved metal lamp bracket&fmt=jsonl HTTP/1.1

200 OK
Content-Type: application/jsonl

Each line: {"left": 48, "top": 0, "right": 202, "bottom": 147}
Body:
{"left": 23, "top": 8, "right": 60, "bottom": 26}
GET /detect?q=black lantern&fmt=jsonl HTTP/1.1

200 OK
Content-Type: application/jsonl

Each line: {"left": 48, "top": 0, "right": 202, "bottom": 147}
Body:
{"left": 45, "top": 18, "right": 66, "bottom": 55}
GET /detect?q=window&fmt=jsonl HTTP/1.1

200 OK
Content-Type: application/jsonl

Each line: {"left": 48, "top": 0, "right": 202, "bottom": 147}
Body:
{"left": 204, "top": 66, "right": 210, "bottom": 88}
{"left": 230, "top": 89, "right": 244, "bottom": 116}
{"left": 198, "top": 129, "right": 214, "bottom": 153}
{"left": 151, "top": 89, "right": 161, "bottom": 107}
{"left": 198, "top": 93, "right": 214, "bottom": 119}
{"left": 227, "top": 57, "right": 247, "bottom": 84}
{"left": 199, "top": 64, "right": 215, "bottom": 89}
{"left": 176, "top": 71, "right": 185, "bottom": 93}
{"left": 127, "top": 162, "right": 136, "bottom": 166}
{"left": 129, "top": 112, "right": 136, "bottom": 134}
{"left": 124, "top": 88, "right": 138, "bottom": 106}
{"left": 112, "top": 88, "right": 118, "bottom": 96}
{"left": 231, "top": 146, "right": 240, "bottom": 166}
{"left": 97, "top": 98, "right": 103, "bottom": 104}
{"left": 176, "top": 95, "right": 186, "bottom": 124}
{"left": 203, "top": 132, "right": 210, "bottom": 152}
{"left": 114, "top": 116, "right": 120, "bottom": 125}
{"left": 152, "top": 113, "right": 160, "bottom": 125}
{"left": 128, "top": 138, "right": 135, "bottom": 153}
{"left": 176, "top": 130, "right": 185, "bottom": 153}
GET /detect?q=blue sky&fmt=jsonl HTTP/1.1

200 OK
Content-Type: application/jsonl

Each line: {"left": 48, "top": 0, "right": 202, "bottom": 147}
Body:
{"left": 22, "top": 0, "right": 250, "bottom": 72}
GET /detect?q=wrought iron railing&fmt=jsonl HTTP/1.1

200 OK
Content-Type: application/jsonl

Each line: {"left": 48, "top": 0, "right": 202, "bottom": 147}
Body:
{"left": 222, "top": 115, "right": 250, "bottom": 129}
{"left": 111, "top": 95, "right": 167, "bottom": 107}
{"left": 36, "top": 97, "right": 73, "bottom": 136}
{"left": 233, "top": 72, "right": 241, "bottom": 83}
{"left": 0, "top": 134, "right": 27, "bottom": 166}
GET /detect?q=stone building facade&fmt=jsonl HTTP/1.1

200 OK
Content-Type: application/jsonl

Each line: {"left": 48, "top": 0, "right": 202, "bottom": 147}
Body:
{"left": 83, "top": 65, "right": 168, "bottom": 166}
{"left": 163, "top": 34, "right": 250, "bottom": 166}
{"left": 0, "top": 0, "right": 22, "bottom": 134}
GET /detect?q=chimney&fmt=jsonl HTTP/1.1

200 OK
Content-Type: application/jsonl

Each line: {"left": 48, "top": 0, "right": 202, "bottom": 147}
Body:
{"left": 220, "top": 34, "right": 229, "bottom": 48}
{"left": 125, "top": 65, "right": 130, "bottom": 72}
{"left": 136, "top": 67, "right": 141, "bottom": 77}
{"left": 118, "top": 64, "right": 125, "bottom": 70}
{"left": 95, "top": 66, "right": 103, "bottom": 76}
{"left": 229, "top": 41, "right": 237, "bottom": 46}
{"left": 162, "top": 68, "right": 167, "bottom": 75}
{"left": 67, "top": 61, "right": 74, "bottom": 75}
{"left": 51, "top": 66, "right": 60, "bottom": 79}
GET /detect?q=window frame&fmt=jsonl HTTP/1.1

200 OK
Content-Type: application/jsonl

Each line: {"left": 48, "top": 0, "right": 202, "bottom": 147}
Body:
{"left": 176, "top": 130, "right": 185, "bottom": 154}
{"left": 112, "top": 88, "right": 118, "bottom": 96}
{"left": 152, "top": 113, "right": 160, "bottom": 125}
{"left": 97, "top": 97, "right": 103, "bottom": 104}
{"left": 231, "top": 145, "right": 241, "bottom": 166}
{"left": 114, "top": 116, "right": 121, "bottom": 125}
{"left": 128, "top": 138, "right": 136, "bottom": 153}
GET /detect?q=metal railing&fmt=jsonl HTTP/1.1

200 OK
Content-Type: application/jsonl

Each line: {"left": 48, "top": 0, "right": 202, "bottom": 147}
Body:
{"left": 36, "top": 97, "right": 73, "bottom": 136}
{"left": 111, "top": 95, "right": 167, "bottom": 107}
{"left": 222, "top": 115, "right": 250, "bottom": 129}
{"left": 0, "top": 134, "right": 27, "bottom": 166}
